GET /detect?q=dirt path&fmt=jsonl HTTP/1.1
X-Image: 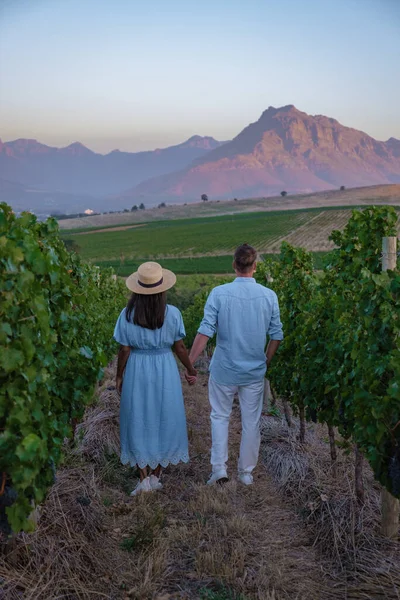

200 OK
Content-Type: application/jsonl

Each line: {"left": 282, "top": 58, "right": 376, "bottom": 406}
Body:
{"left": 103, "top": 371, "right": 340, "bottom": 599}
{"left": 71, "top": 224, "right": 146, "bottom": 235}
{"left": 1, "top": 368, "right": 343, "bottom": 600}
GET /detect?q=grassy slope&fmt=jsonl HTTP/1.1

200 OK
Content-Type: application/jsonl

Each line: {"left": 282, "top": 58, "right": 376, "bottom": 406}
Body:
{"left": 60, "top": 188, "right": 400, "bottom": 275}
{"left": 59, "top": 204, "right": 359, "bottom": 235}
{"left": 62, "top": 210, "right": 314, "bottom": 261}
{"left": 58, "top": 184, "right": 400, "bottom": 231}
{"left": 98, "top": 252, "right": 329, "bottom": 276}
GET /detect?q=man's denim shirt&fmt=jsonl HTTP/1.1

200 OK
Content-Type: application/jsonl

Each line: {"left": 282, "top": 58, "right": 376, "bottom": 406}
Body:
{"left": 198, "top": 277, "right": 284, "bottom": 386}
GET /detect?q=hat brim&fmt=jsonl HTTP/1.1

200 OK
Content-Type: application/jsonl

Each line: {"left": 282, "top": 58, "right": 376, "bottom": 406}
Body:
{"left": 125, "top": 268, "right": 177, "bottom": 295}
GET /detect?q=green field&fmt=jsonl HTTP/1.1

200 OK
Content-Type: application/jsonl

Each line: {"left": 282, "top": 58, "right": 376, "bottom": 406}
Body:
{"left": 96, "top": 251, "right": 329, "bottom": 275}
{"left": 62, "top": 210, "right": 314, "bottom": 261}
{"left": 62, "top": 204, "right": 399, "bottom": 275}
{"left": 59, "top": 204, "right": 363, "bottom": 235}
{"left": 97, "top": 255, "right": 235, "bottom": 275}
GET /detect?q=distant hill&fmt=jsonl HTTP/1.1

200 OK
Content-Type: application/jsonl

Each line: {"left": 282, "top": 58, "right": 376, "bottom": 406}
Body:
{"left": 0, "top": 135, "right": 226, "bottom": 211}
{"left": 118, "top": 105, "right": 400, "bottom": 203}
{"left": 3, "top": 106, "right": 400, "bottom": 214}
{"left": 0, "top": 177, "right": 96, "bottom": 217}
{"left": 58, "top": 184, "right": 400, "bottom": 231}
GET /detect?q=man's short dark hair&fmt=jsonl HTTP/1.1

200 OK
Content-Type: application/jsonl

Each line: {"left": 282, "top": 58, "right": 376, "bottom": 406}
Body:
{"left": 234, "top": 244, "right": 257, "bottom": 273}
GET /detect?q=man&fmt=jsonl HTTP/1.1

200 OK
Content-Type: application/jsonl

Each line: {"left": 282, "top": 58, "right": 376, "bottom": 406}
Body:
{"left": 187, "top": 244, "right": 283, "bottom": 486}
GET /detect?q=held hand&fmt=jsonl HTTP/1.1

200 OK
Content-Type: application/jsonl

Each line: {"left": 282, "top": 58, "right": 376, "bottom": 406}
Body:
{"left": 116, "top": 376, "right": 123, "bottom": 395}
{"left": 185, "top": 368, "right": 197, "bottom": 386}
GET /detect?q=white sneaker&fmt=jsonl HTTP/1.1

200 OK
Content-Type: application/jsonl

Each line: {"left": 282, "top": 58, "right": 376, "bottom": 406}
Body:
{"left": 149, "top": 475, "right": 163, "bottom": 490}
{"left": 207, "top": 469, "right": 229, "bottom": 485}
{"left": 130, "top": 477, "right": 152, "bottom": 496}
{"left": 238, "top": 472, "right": 254, "bottom": 486}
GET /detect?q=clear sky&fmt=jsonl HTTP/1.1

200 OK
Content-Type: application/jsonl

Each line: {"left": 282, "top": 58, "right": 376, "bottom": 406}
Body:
{"left": 1, "top": 0, "right": 399, "bottom": 153}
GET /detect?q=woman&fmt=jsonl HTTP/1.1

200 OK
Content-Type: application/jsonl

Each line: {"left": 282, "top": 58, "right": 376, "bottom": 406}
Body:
{"left": 114, "top": 261, "right": 197, "bottom": 496}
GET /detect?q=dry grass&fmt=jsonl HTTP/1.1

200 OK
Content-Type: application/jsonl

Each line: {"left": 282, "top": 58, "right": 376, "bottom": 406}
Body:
{"left": 261, "top": 411, "right": 400, "bottom": 598}
{"left": 58, "top": 184, "right": 400, "bottom": 230}
{"left": 267, "top": 210, "right": 351, "bottom": 252}
{"left": 2, "top": 363, "right": 399, "bottom": 599}
{"left": 73, "top": 224, "right": 146, "bottom": 235}
{"left": 0, "top": 466, "right": 113, "bottom": 600}
{"left": 74, "top": 387, "right": 120, "bottom": 462}
{"left": 267, "top": 208, "right": 400, "bottom": 253}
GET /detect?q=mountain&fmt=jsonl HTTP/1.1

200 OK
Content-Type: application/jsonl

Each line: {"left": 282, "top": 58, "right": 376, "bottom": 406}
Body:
{"left": 386, "top": 137, "right": 400, "bottom": 157}
{"left": 3, "top": 107, "right": 400, "bottom": 213}
{"left": 118, "top": 106, "right": 400, "bottom": 203}
{"left": 0, "top": 135, "right": 226, "bottom": 206}
{"left": 0, "top": 177, "right": 97, "bottom": 217}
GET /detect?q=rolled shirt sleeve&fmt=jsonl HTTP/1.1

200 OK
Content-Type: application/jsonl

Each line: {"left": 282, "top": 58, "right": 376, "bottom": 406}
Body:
{"left": 267, "top": 294, "right": 284, "bottom": 341}
{"left": 198, "top": 289, "right": 218, "bottom": 338}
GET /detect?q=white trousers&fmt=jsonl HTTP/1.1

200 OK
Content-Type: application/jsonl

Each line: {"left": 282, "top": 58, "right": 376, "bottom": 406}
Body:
{"left": 208, "top": 376, "right": 265, "bottom": 474}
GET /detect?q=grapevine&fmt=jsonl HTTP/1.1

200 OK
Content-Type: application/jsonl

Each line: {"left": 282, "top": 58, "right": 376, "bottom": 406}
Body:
{"left": 0, "top": 204, "right": 126, "bottom": 532}
{"left": 184, "top": 206, "right": 400, "bottom": 500}
{"left": 260, "top": 206, "right": 400, "bottom": 496}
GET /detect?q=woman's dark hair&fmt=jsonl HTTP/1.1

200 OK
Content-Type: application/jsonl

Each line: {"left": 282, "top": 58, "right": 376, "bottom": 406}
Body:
{"left": 126, "top": 292, "right": 166, "bottom": 329}
{"left": 234, "top": 243, "right": 257, "bottom": 273}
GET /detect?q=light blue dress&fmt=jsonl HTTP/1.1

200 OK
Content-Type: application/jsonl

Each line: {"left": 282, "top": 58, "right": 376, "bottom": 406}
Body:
{"left": 113, "top": 305, "right": 189, "bottom": 469}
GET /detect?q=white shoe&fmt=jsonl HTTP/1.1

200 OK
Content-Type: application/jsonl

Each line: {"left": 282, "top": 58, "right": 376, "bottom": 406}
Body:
{"left": 130, "top": 477, "right": 152, "bottom": 496}
{"left": 238, "top": 472, "right": 253, "bottom": 486}
{"left": 207, "top": 469, "right": 229, "bottom": 485}
{"left": 149, "top": 475, "right": 163, "bottom": 490}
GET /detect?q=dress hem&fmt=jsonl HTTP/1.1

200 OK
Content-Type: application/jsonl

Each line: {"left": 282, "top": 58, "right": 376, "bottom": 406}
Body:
{"left": 121, "top": 453, "right": 190, "bottom": 469}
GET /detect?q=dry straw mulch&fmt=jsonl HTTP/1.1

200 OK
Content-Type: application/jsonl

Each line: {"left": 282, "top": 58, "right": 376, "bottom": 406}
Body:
{"left": 1, "top": 363, "right": 398, "bottom": 599}
{"left": 261, "top": 413, "right": 400, "bottom": 599}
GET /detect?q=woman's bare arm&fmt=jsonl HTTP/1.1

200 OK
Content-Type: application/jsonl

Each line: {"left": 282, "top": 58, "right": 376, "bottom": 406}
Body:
{"left": 173, "top": 339, "right": 197, "bottom": 376}
{"left": 116, "top": 345, "right": 130, "bottom": 394}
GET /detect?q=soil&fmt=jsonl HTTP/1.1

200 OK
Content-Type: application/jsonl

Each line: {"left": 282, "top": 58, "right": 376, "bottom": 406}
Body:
{"left": 0, "top": 366, "right": 343, "bottom": 600}
{"left": 72, "top": 224, "right": 146, "bottom": 235}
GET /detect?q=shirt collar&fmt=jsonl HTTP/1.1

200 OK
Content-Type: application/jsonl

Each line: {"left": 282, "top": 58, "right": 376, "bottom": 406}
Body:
{"left": 234, "top": 277, "right": 256, "bottom": 283}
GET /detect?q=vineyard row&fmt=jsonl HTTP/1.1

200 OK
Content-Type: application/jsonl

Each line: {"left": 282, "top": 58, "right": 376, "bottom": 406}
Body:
{"left": 183, "top": 206, "right": 400, "bottom": 537}
{"left": 0, "top": 203, "right": 126, "bottom": 532}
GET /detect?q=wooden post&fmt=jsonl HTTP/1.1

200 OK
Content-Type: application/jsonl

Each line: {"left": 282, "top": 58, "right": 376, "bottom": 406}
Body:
{"left": 282, "top": 397, "right": 293, "bottom": 428}
{"left": 270, "top": 385, "right": 277, "bottom": 407}
{"left": 382, "top": 237, "right": 397, "bottom": 272}
{"left": 381, "top": 236, "right": 399, "bottom": 538}
{"left": 328, "top": 424, "right": 337, "bottom": 477}
{"left": 299, "top": 402, "right": 306, "bottom": 443}
{"left": 381, "top": 489, "right": 400, "bottom": 539}
{"left": 263, "top": 379, "right": 271, "bottom": 412}
{"left": 355, "top": 445, "right": 365, "bottom": 506}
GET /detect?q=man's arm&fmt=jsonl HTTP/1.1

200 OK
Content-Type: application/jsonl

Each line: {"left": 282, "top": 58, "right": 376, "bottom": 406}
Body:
{"left": 190, "top": 290, "right": 218, "bottom": 362}
{"left": 189, "top": 333, "right": 210, "bottom": 364}
{"left": 266, "top": 339, "right": 281, "bottom": 365}
{"left": 186, "top": 289, "right": 218, "bottom": 377}
{"left": 266, "top": 294, "right": 284, "bottom": 365}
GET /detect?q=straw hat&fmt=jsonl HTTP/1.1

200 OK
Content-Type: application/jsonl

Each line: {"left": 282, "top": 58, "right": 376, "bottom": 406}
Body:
{"left": 126, "top": 261, "right": 176, "bottom": 295}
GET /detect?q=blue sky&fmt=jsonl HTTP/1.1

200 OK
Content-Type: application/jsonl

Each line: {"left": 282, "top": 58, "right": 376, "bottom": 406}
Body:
{"left": 0, "top": 0, "right": 399, "bottom": 153}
